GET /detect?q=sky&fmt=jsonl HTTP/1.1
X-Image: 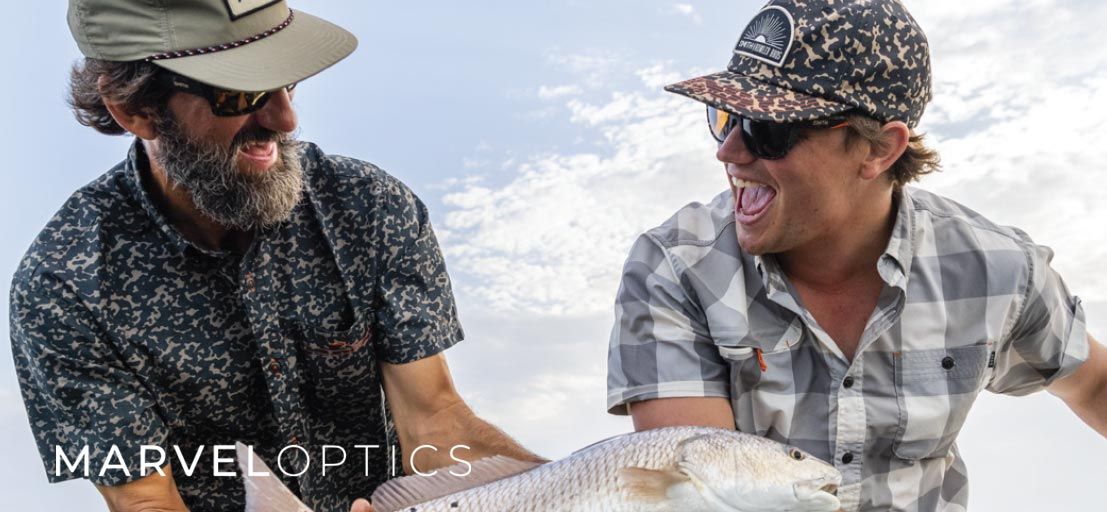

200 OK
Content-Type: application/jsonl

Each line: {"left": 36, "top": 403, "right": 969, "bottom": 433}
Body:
{"left": 1, "top": 0, "right": 1105, "bottom": 510}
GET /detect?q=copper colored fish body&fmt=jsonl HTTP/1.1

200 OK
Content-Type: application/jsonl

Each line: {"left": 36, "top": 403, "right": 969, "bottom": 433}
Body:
{"left": 238, "top": 426, "right": 842, "bottom": 512}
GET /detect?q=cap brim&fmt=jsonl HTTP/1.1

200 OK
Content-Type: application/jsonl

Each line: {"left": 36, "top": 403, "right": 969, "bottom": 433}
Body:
{"left": 665, "top": 71, "right": 853, "bottom": 122}
{"left": 152, "top": 9, "right": 357, "bottom": 92}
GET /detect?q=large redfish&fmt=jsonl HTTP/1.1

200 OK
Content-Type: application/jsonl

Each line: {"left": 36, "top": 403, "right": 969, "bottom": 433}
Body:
{"left": 238, "top": 426, "right": 842, "bottom": 511}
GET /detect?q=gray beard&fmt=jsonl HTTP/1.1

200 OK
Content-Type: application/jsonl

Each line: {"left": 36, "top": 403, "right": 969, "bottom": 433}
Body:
{"left": 152, "top": 113, "right": 304, "bottom": 231}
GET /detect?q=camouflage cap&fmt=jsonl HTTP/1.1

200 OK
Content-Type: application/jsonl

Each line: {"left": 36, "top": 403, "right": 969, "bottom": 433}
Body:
{"left": 67, "top": 0, "right": 357, "bottom": 92}
{"left": 666, "top": 0, "right": 932, "bottom": 127}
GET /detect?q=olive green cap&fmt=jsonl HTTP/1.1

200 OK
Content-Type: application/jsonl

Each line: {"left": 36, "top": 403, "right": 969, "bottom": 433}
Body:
{"left": 67, "top": 0, "right": 357, "bottom": 91}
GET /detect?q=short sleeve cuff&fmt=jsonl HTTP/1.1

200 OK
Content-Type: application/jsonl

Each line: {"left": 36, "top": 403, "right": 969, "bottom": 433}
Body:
{"left": 1043, "top": 297, "right": 1090, "bottom": 388}
{"left": 607, "top": 380, "right": 731, "bottom": 415}
{"left": 379, "top": 326, "right": 465, "bottom": 365}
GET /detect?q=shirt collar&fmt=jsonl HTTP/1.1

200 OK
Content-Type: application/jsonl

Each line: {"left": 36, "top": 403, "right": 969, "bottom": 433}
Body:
{"left": 878, "top": 188, "right": 916, "bottom": 290}
{"left": 752, "top": 187, "right": 917, "bottom": 293}
{"left": 120, "top": 140, "right": 236, "bottom": 260}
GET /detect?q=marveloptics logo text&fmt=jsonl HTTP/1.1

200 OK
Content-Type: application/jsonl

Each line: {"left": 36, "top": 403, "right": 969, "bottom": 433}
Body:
{"left": 55, "top": 444, "right": 473, "bottom": 479}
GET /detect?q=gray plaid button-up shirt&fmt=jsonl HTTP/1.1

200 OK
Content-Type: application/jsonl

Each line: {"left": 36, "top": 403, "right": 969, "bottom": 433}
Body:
{"left": 607, "top": 187, "right": 1088, "bottom": 512}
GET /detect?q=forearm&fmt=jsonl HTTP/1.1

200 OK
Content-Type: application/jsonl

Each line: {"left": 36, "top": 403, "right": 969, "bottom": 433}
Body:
{"left": 629, "top": 397, "right": 736, "bottom": 431}
{"left": 103, "top": 503, "right": 188, "bottom": 512}
{"left": 1050, "top": 335, "right": 1107, "bottom": 438}
{"left": 96, "top": 465, "right": 189, "bottom": 512}
{"left": 1060, "top": 375, "right": 1107, "bottom": 438}
{"left": 401, "top": 400, "right": 546, "bottom": 474}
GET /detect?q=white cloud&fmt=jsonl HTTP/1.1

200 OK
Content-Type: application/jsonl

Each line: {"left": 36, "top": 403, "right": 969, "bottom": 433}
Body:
{"left": 545, "top": 49, "right": 622, "bottom": 89}
{"left": 667, "top": 3, "right": 703, "bottom": 24}
{"left": 440, "top": 63, "right": 721, "bottom": 316}
{"left": 635, "top": 63, "right": 684, "bottom": 89}
{"left": 537, "top": 84, "right": 583, "bottom": 100}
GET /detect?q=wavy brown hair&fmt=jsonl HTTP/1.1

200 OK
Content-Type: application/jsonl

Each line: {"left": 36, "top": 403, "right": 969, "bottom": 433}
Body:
{"left": 843, "top": 114, "right": 942, "bottom": 188}
{"left": 68, "top": 58, "right": 172, "bottom": 135}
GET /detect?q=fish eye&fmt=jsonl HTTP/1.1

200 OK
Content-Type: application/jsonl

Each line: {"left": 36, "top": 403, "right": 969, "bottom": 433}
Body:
{"left": 788, "top": 448, "right": 805, "bottom": 461}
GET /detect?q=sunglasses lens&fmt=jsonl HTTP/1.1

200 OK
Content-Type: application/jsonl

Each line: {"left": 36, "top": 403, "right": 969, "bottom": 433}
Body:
{"left": 707, "top": 105, "right": 813, "bottom": 159}
{"left": 741, "top": 118, "right": 797, "bottom": 160}
{"left": 212, "top": 90, "right": 271, "bottom": 116}
{"left": 707, "top": 106, "right": 736, "bottom": 143}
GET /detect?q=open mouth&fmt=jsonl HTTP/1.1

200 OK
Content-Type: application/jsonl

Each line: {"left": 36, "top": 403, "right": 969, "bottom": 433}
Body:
{"left": 730, "top": 176, "right": 777, "bottom": 225}
{"left": 237, "top": 141, "right": 278, "bottom": 169}
{"left": 793, "top": 475, "right": 842, "bottom": 506}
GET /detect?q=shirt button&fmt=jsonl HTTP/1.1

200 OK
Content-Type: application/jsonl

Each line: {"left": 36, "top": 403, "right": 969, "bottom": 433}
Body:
{"left": 269, "top": 359, "right": 281, "bottom": 375}
{"left": 842, "top": 452, "right": 854, "bottom": 464}
{"left": 289, "top": 435, "right": 299, "bottom": 445}
{"left": 244, "top": 272, "right": 256, "bottom": 292}
{"left": 843, "top": 376, "right": 855, "bottom": 389}
{"left": 942, "top": 356, "right": 956, "bottom": 370}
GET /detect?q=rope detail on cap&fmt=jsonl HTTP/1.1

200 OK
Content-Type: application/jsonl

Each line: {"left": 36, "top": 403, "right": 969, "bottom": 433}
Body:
{"left": 145, "top": 10, "right": 294, "bottom": 62}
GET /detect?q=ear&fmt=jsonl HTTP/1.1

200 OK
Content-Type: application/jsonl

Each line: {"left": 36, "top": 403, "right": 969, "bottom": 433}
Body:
{"left": 98, "top": 75, "right": 160, "bottom": 140}
{"left": 859, "top": 121, "right": 910, "bottom": 181}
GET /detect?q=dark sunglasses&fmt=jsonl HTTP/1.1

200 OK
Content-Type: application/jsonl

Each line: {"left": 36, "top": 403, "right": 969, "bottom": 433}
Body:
{"left": 157, "top": 72, "right": 297, "bottom": 117}
{"left": 707, "top": 105, "right": 850, "bottom": 160}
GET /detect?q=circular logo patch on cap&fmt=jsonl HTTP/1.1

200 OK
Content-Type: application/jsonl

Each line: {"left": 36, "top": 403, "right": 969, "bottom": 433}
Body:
{"left": 734, "top": 6, "right": 795, "bottom": 68}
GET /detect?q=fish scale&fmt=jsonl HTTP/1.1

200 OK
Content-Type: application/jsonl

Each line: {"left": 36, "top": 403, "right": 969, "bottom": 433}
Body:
{"left": 389, "top": 427, "right": 706, "bottom": 512}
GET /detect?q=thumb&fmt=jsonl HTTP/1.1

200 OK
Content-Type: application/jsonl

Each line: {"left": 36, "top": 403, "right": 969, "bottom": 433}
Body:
{"left": 350, "top": 498, "right": 373, "bottom": 512}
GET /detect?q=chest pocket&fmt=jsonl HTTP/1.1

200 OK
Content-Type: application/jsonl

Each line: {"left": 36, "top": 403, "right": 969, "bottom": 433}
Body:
{"left": 893, "top": 343, "right": 991, "bottom": 460}
{"left": 285, "top": 314, "right": 377, "bottom": 409}
{"left": 716, "top": 318, "right": 804, "bottom": 436}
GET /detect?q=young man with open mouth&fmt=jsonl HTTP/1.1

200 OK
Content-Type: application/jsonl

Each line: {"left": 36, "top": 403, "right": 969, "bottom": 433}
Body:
{"left": 607, "top": 1, "right": 1107, "bottom": 510}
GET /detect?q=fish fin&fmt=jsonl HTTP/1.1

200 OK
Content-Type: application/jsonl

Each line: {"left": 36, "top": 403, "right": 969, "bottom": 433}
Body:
{"left": 235, "top": 442, "right": 314, "bottom": 512}
{"left": 618, "top": 467, "right": 691, "bottom": 503}
{"left": 371, "top": 455, "right": 540, "bottom": 512}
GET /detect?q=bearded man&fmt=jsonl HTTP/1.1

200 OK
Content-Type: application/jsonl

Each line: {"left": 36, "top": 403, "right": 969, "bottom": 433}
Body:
{"left": 9, "top": 1, "right": 538, "bottom": 511}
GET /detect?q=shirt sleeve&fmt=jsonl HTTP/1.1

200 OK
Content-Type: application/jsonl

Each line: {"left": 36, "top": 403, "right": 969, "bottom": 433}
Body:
{"left": 9, "top": 271, "right": 169, "bottom": 486}
{"left": 606, "top": 234, "right": 730, "bottom": 415}
{"left": 372, "top": 177, "right": 464, "bottom": 364}
{"left": 987, "top": 243, "right": 1089, "bottom": 395}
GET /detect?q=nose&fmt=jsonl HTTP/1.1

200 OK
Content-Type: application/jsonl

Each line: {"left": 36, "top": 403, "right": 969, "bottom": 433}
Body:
{"left": 715, "top": 125, "right": 757, "bottom": 166}
{"left": 254, "top": 87, "right": 297, "bottom": 134}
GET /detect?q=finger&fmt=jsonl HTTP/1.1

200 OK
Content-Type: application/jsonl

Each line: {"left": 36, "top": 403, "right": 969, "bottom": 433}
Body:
{"left": 350, "top": 498, "right": 373, "bottom": 512}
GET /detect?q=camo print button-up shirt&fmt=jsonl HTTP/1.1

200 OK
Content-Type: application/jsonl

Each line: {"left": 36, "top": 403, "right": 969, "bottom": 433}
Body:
{"left": 607, "top": 187, "right": 1089, "bottom": 512}
{"left": 10, "top": 141, "right": 464, "bottom": 512}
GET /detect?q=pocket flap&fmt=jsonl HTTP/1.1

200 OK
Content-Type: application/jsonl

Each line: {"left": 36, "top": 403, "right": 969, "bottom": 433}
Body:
{"left": 286, "top": 317, "right": 372, "bottom": 357}
{"left": 718, "top": 346, "right": 755, "bottom": 361}
{"left": 899, "top": 344, "right": 989, "bottom": 381}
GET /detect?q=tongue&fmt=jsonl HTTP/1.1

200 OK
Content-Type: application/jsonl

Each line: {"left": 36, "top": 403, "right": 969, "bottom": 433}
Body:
{"left": 740, "top": 185, "right": 776, "bottom": 215}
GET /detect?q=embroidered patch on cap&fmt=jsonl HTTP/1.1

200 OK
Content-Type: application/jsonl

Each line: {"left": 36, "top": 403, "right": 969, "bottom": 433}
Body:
{"left": 223, "top": 0, "right": 281, "bottom": 21}
{"left": 733, "top": 6, "right": 795, "bottom": 67}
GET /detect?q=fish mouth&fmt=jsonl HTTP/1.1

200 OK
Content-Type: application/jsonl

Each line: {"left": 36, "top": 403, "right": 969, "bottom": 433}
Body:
{"left": 792, "top": 477, "right": 841, "bottom": 508}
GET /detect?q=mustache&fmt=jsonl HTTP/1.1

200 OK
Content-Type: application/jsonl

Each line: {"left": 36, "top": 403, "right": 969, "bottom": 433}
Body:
{"left": 231, "top": 125, "right": 289, "bottom": 149}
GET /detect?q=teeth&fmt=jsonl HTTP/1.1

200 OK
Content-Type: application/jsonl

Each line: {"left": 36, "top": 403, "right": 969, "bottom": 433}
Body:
{"left": 730, "top": 177, "right": 767, "bottom": 189}
{"left": 241, "top": 142, "right": 272, "bottom": 153}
